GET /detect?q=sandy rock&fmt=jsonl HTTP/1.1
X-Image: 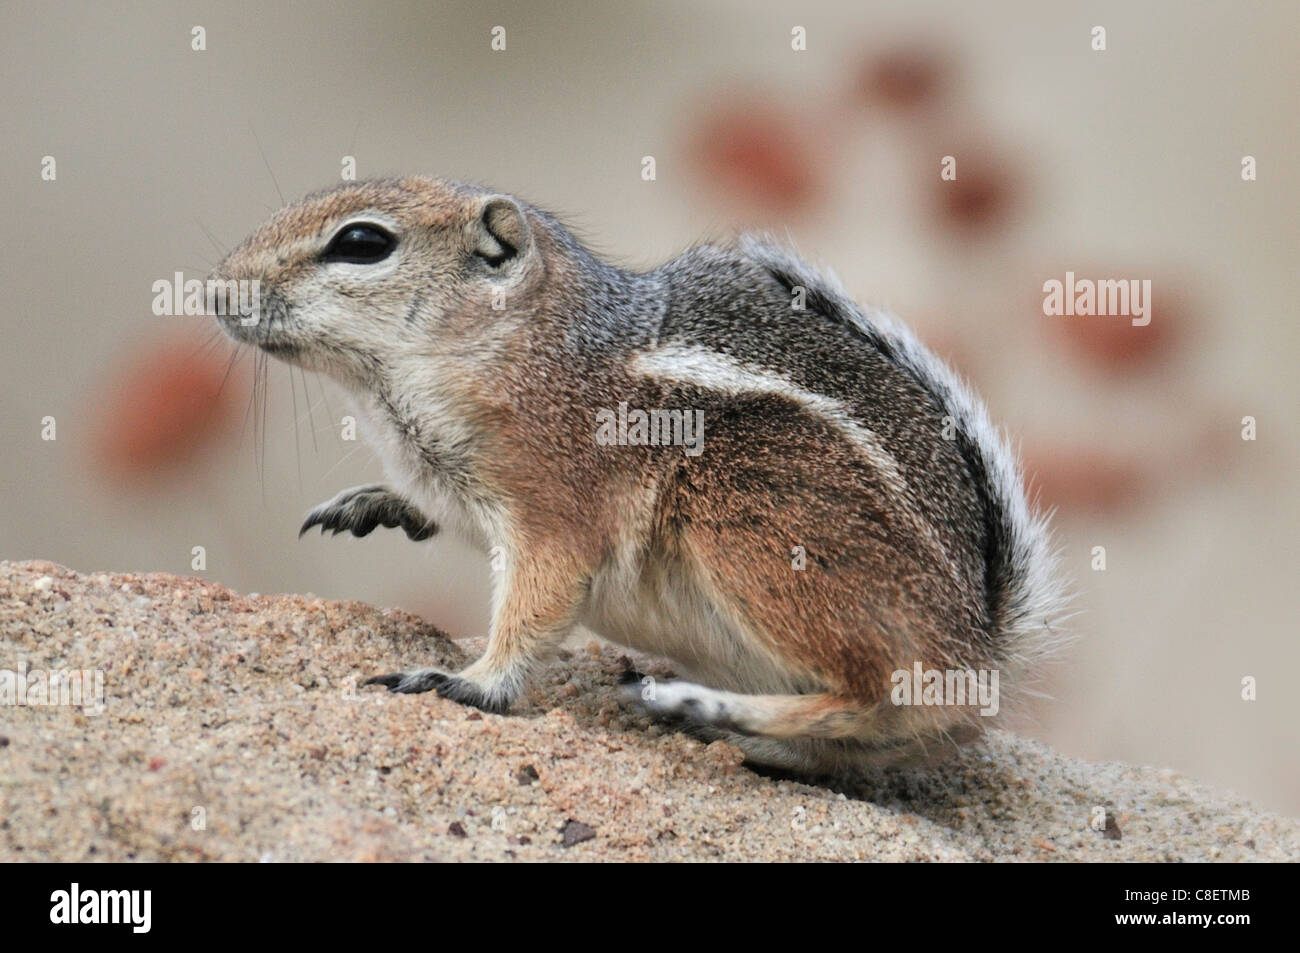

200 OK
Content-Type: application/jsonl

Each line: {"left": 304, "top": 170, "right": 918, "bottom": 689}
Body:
{"left": 0, "top": 560, "right": 1294, "bottom": 862}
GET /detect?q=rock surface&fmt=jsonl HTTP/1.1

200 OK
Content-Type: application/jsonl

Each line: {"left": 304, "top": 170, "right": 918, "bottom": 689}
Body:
{"left": 0, "top": 560, "right": 1294, "bottom": 862}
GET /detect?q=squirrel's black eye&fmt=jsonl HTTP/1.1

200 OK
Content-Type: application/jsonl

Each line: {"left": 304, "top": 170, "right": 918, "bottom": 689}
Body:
{"left": 321, "top": 223, "right": 396, "bottom": 264}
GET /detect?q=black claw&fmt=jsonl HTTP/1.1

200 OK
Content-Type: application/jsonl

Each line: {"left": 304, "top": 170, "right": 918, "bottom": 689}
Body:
{"left": 364, "top": 670, "right": 508, "bottom": 713}
{"left": 299, "top": 488, "right": 437, "bottom": 543}
{"left": 405, "top": 672, "right": 450, "bottom": 694}
{"left": 364, "top": 670, "right": 451, "bottom": 695}
{"left": 402, "top": 520, "right": 437, "bottom": 541}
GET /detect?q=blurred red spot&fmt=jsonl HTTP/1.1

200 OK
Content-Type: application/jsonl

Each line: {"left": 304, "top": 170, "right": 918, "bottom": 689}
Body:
{"left": 688, "top": 99, "right": 821, "bottom": 215}
{"left": 94, "top": 332, "right": 244, "bottom": 482}
{"left": 932, "top": 152, "right": 1016, "bottom": 231}
{"left": 1046, "top": 283, "right": 1184, "bottom": 373}
{"left": 1022, "top": 446, "right": 1144, "bottom": 512}
{"left": 859, "top": 46, "right": 948, "bottom": 111}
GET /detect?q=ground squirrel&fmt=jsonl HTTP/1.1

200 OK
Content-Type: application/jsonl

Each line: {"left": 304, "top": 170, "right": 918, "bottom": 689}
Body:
{"left": 212, "top": 176, "right": 1066, "bottom": 773}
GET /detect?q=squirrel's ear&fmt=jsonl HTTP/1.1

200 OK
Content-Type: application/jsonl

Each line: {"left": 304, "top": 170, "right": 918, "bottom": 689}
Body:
{"left": 469, "top": 195, "right": 532, "bottom": 268}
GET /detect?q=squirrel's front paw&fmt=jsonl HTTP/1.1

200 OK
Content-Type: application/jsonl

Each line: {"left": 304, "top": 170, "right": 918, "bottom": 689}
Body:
{"left": 299, "top": 484, "right": 437, "bottom": 541}
{"left": 364, "top": 667, "right": 509, "bottom": 714}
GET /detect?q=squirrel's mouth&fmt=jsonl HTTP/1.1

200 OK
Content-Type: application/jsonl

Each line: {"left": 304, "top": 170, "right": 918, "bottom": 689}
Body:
{"left": 224, "top": 322, "right": 301, "bottom": 360}
{"left": 257, "top": 339, "right": 300, "bottom": 358}
{"left": 212, "top": 285, "right": 296, "bottom": 352}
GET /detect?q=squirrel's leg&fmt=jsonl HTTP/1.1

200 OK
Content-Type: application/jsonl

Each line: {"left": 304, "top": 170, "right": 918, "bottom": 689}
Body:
{"left": 619, "top": 675, "right": 977, "bottom": 772}
{"left": 299, "top": 484, "right": 437, "bottom": 541}
{"left": 366, "top": 547, "right": 586, "bottom": 713}
{"left": 620, "top": 673, "right": 873, "bottom": 740}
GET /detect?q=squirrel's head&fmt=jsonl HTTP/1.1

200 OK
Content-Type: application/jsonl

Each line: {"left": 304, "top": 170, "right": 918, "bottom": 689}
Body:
{"left": 211, "top": 176, "right": 543, "bottom": 387}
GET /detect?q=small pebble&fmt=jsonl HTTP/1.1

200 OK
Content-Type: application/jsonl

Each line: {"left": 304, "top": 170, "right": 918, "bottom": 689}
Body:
{"left": 560, "top": 820, "right": 596, "bottom": 847}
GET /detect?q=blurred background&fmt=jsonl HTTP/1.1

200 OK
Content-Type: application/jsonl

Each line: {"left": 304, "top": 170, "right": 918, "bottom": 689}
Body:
{"left": 2, "top": 1, "right": 1297, "bottom": 812}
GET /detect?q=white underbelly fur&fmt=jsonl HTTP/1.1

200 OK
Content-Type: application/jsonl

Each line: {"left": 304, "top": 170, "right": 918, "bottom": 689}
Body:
{"left": 581, "top": 548, "right": 804, "bottom": 696}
